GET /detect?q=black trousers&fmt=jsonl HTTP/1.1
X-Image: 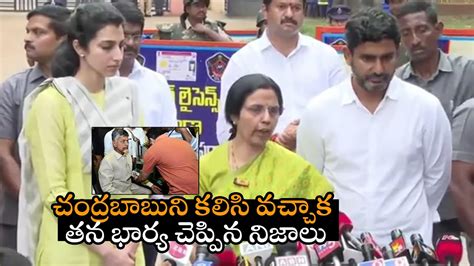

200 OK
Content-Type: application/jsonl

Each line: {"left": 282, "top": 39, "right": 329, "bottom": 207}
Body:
{"left": 154, "top": 0, "right": 164, "bottom": 15}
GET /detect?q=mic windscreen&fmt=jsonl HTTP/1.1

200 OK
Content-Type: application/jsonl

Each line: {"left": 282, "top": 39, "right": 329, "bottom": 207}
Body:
{"left": 435, "top": 234, "right": 463, "bottom": 264}
{"left": 339, "top": 212, "right": 353, "bottom": 233}
{"left": 215, "top": 248, "right": 237, "bottom": 266}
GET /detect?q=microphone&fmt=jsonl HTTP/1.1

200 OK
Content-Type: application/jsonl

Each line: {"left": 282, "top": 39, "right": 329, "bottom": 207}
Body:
{"left": 382, "top": 246, "right": 394, "bottom": 259}
{"left": 361, "top": 243, "right": 375, "bottom": 262}
{"left": 274, "top": 255, "right": 309, "bottom": 266}
{"left": 339, "top": 212, "right": 363, "bottom": 250}
{"left": 313, "top": 241, "right": 343, "bottom": 266}
{"left": 237, "top": 256, "right": 250, "bottom": 266}
{"left": 435, "top": 234, "right": 463, "bottom": 266}
{"left": 389, "top": 229, "right": 413, "bottom": 263}
{"left": 296, "top": 243, "right": 319, "bottom": 265}
{"left": 274, "top": 243, "right": 309, "bottom": 266}
{"left": 275, "top": 243, "right": 297, "bottom": 256}
{"left": 358, "top": 257, "right": 410, "bottom": 266}
{"left": 161, "top": 242, "right": 194, "bottom": 266}
{"left": 360, "top": 232, "right": 383, "bottom": 259}
{"left": 410, "top": 233, "right": 439, "bottom": 265}
{"left": 240, "top": 242, "right": 274, "bottom": 266}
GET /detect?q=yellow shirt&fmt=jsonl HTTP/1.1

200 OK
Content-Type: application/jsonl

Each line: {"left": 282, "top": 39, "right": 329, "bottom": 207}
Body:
{"left": 25, "top": 86, "right": 145, "bottom": 265}
{"left": 89, "top": 89, "right": 106, "bottom": 110}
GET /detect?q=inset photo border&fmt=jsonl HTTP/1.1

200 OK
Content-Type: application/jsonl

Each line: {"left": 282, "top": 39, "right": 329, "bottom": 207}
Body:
{"left": 91, "top": 127, "right": 200, "bottom": 196}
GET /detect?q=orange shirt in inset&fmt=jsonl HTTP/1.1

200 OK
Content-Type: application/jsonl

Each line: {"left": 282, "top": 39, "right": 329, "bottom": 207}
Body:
{"left": 143, "top": 135, "right": 198, "bottom": 194}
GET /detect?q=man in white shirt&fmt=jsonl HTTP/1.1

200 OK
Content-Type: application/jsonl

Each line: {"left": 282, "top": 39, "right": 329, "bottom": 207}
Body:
{"left": 99, "top": 129, "right": 151, "bottom": 194}
{"left": 217, "top": 0, "right": 347, "bottom": 150}
{"left": 297, "top": 8, "right": 452, "bottom": 246}
{"left": 104, "top": 128, "right": 138, "bottom": 159}
{"left": 113, "top": 1, "right": 177, "bottom": 126}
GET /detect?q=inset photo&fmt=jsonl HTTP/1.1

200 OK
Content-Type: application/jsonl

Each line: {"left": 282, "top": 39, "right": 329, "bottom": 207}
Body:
{"left": 92, "top": 127, "right": 199, "bottom": 195}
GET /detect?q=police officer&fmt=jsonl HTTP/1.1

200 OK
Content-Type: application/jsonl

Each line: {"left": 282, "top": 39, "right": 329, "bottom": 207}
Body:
{"left": 157, "top": 0, "right": 231, "bottom": 41}
{"left": 326, "top": 5, "right": 351, "bottom": 26}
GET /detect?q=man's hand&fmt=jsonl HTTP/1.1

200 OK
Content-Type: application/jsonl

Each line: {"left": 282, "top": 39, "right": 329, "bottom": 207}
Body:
{"left": 134, "top": 172, "right": 148, "bottom": 183}
{"left": 192, "top": 23, "right": 209, "bottom": 34}
{"left": 0, "top": 139, "right": 21, "bottom": 199}
{"left": 276, "top": 119, "right": 300, "bottom": 151}
{"left": 151, "top": 185, "right": 162, "bottom": 194}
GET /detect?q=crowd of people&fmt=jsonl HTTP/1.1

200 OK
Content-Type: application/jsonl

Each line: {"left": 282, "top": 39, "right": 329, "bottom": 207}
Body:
{"left": 0, "top": 0, "right": 473, "bottom": 265}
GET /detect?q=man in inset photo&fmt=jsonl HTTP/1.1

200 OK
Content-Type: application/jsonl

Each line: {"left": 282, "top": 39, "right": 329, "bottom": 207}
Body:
{"left": 99, "top": 128, "right": 151, "bottom": 194}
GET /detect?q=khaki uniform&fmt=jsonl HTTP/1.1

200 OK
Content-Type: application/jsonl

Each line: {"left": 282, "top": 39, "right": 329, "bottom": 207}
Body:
{"left": 138, "top": 0, "right": 152, "bottom": 17}
{"left": 157, "top": 19, "right": 229, "bottom": 41}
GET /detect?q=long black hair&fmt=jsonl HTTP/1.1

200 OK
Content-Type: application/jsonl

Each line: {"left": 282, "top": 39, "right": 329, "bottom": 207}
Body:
{"left": 51, "top": 3, "right": 124, "bottom": 77}
{"left": 225, "top": 74, "right": 284, "bottom": 140}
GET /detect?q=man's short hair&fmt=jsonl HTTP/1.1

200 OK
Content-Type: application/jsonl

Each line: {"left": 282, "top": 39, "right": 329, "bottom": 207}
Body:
{"left": 112, "top": 128, "right": 129, "bottom": 142}
{"left": 396, "top": 1, "right": 438, "bottom": 25}
{"left": 345, "top": 8, "right": 400, "bottom": 52}
{"left": 262, "top": 0, "right": 305, "bottom": 7}
{"left": 112, "top": 1, "right": 145, "bottom": 31}
{"left": 27, "top": 5, "right": 71, "bottom": 37}
{"left": 146, "top": 128, "right": 169, "bottom": 141}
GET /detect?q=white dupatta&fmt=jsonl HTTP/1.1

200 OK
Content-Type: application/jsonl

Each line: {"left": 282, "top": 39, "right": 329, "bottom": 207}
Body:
{"left": 17, "top": 76, "right": 140, "bottom": 264}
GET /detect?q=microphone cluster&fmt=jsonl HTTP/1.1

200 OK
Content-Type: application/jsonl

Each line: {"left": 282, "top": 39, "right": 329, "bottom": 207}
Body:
{"left": 157, "top": 212, "right": 464, "bottom": 266}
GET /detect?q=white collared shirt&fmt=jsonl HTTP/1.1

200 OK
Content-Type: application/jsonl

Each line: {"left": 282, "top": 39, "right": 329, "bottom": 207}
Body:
{"left": 127, "top": 59, "right": 178, "bottom": 126}
{"left": 99, "top": 149, "right": 133, "bottom": 194}
{"left": 297, "top": 76, "right": 452, "bottom": 246}
{"left": 217, "top": 31, "right": 348, "bottom": 143}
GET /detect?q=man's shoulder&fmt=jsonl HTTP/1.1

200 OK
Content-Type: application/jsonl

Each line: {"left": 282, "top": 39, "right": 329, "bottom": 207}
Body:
{"left": 1, "top": 68, "right": 32, "bottom": 91}
{"left": 395, "top": 62, "right": 410, "bottom": 79}
{"left": 307, "top": 80, "right": 347, "bottom": 109}
{"left": 454, "top": 98, "right": 474, "bottom": 118}
{"left": 447, "top": 54, "right": 474, "bottom": 74}
{"left": 230, "top": 38, "right": 263, "bottom": 59}
{"left": 395, "top": 77, "right": 442, "bottom": 107}
{"left": 300, "top": 34, "right": 339, "bottom": 56}
{"left": 108, "top": 76, "right": 138, "bottom": 90}
{"left": 446, "top": 53, "right": 473, "bottom": 65}
{"left": 134, "top": 64, "right": 167, "bottom": 83}
{"left": 102, "top": 151, "right": 116, "bottom": 162}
